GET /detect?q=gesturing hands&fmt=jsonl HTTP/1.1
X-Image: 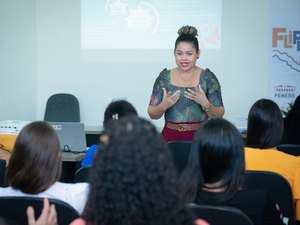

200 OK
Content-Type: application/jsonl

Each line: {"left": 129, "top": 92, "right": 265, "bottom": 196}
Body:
{"left": 159, "top": 85, "right": 210, "bottom": 112}
{"left": 161, "top": 88, "right": 181, "bottom": 110}
{"left": 184, "top": 85, "right": 210, "bottom": 107}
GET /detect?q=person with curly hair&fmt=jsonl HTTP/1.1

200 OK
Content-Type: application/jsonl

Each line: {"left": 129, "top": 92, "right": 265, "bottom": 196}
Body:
{"left": 148, "top": 25, "right": 224, "bottom": 142}
{"left": 70, "top": 116, "right": 208, "bottom": 225}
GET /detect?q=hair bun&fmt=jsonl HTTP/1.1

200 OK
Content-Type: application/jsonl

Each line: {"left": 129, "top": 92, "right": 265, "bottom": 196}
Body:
{"left": 177, "top": 25, "right": 198, "bottom": 37}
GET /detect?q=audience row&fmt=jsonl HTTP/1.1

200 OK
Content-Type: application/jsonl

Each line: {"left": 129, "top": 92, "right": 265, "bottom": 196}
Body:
{"left": 0, "top": 96, "right": 299, "bottom": 225}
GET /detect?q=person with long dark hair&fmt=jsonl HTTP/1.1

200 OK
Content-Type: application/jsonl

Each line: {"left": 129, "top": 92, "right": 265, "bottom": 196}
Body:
{"left": 245, "top": 98, "right": 300, "bottom": 222}
{"left": 181, "top": 118, "right": 284, "bottom": 225}
{"left": 281, "top": 95, "right": 300, "bottom": 144}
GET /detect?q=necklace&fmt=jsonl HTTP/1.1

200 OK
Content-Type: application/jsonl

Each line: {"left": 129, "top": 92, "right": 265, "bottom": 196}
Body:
{"left": 177, "top": 67, "right": 197, "bottom": 85}
{"left": 177, "top": 67, "right": 196, "bottom": 82}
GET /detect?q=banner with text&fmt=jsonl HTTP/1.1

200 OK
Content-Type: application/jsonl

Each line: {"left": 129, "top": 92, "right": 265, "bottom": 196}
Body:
{"left": 269, "top": 0, "right": 300, "bottom": 114}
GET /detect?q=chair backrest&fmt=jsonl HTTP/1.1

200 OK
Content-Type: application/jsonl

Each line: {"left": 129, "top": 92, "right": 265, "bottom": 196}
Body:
{"left": 44, "top": 93, "right": 80, "bottom": 122}
{"left": 244, "top": 170, "right": 295, "bottom": 225}
{"left": 0, "top": 196, "right": 79, "bottom": 225}
{"left": 187, "top": 203, "right": 253, "bottom": 225}
{"left": 73, "top": 166, "right": 91, "bottom": 183}
{"left": 276, "top": 144, "right": 300, "bottom": 156}
{"left": 167, "top": 141, "right": 192, "bottom": 174}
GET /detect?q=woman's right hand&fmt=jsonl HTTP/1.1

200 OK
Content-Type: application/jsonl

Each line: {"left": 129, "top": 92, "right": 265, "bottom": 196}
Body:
{"left": 160, "top": 88, "right": 180, "bottom": 110}
{"left": 147, "top": 88, "right": 180, "bottom": 119}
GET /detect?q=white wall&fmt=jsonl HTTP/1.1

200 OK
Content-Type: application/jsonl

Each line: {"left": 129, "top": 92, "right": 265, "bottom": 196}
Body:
{"left": 1, "top": 0, "right": 269, "bottom": 129}
{"left": 0, "top": 0, "right": 36, "bottom": 121}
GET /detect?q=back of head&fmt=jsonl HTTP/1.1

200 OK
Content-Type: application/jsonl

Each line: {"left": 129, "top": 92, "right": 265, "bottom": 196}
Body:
{"left": 103, "top": 100, "right": 138, "bottom": 128}
{"left": 282, "top": 95, "right": 300, "bottom": 143}
{"left": 246, "top": 99, "right": 283, "bottom": 148}
{"left": 175, "top": 25, "right": 199, "bottom": 52}
{"left": 5, "top": 121, "right": 62, "bottom": 194}
{"left": 83, "top": 116, "right": 194, "bottom": 225}
{"left": 285, "top": 94, "right": 300, "bottom": 123}
{"left": 181, "top": 118, "right": 245, "bottom": 203}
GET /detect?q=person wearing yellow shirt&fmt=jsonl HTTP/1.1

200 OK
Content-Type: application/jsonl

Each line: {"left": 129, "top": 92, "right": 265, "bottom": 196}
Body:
{"left": 244, "top": 99, "right": 300, "bottom": 222}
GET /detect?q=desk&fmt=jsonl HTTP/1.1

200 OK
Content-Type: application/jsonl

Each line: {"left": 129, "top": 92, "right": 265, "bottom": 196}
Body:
{"left": 62, "top": 152, "right": 85, "bottom": 162}
{"left": 85, "top": 126, "right": 101, "bottom": 135}
{"left": 0, "top": 148, "right": 85, "bottom": 183}
{"left": 0, "top": 148, "right": 85, "bottom": 163}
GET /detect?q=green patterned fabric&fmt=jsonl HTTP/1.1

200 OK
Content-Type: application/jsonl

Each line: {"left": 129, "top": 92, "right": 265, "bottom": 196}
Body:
{"left": 149, "top": 68, "right": 223, "bottom": 123}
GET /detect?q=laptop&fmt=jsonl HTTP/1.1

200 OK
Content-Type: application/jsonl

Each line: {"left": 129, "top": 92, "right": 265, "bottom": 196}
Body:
{"left": 49, "top": 122, "right": 87, "bottom": 153}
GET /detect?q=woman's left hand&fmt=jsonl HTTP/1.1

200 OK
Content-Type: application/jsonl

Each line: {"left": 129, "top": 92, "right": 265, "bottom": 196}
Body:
{"left": 184, "top": 85, "right": 210, "bottom": 107}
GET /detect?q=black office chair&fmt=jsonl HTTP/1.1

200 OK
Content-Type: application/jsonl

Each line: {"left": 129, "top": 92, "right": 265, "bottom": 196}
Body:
{"left": 277, "top": 144, "right": 300, "bottom": 156}
{"left": 73, "top": 166, "right": 91, "bottom": 183}
{"left": 244, "top": 170, "right": 296, "bottom": 225}
{"left": 167, "top": 141, "right": 192, "bottom": 174}
{"left": 187, "top": 203, "right": 253, "bottom": 225}
{"left": 44, "top": 93, "right": 80, "bottom": 122}
{"left": 0, "top": 196, "right": 79, "bottom": 225}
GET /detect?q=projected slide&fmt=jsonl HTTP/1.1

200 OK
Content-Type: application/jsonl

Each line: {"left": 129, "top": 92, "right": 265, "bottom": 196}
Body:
{"left": 81, "top": 0, "right": 222, "bottom": 49}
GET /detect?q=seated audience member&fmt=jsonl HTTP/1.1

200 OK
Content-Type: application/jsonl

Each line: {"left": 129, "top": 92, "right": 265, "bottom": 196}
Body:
{"left": 81, "top": 100, "right": 138, "bottom": 167}
{"left": 0, "top": 121, "right": 89, "bottom": 214}
{"left": 73, "top": 116, "right": 208, "bottom": 225}
{"left": 181, "top": 118, "right": 284, "bottom": 225}
{"left": 245, "top": 98, "right": 300, "bottom": 222}
{"left": 281, "top": 95, "right": 300, "bottom": 144}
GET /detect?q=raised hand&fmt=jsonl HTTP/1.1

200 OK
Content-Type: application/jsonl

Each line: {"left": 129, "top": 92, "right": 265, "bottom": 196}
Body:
{"left": 161, "top": 88, "right": 181, "bottom": 110}
{"left": 184, "top": 85, "right": 209, "bottom": 107}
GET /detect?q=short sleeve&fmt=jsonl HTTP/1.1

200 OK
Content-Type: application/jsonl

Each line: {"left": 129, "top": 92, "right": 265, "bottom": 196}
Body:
{"left": 149, "top": 68, "right": 168, "bottom": 106}
{"left": 201, "top": 69, "right": 223, "bottom": 107}
{"left": 293, "top": 162, "right": 300, "bottom": 220}
{"left": 81, "top": 144, "right": 99, "bottom": 167}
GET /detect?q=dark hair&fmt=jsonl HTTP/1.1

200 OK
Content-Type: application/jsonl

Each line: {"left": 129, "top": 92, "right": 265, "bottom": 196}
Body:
{"left": 5, "top": 121, "right": 62, "bottom": 194}
{"left": 281, "top": 95, "right": 300, "bottom": 144}
{"left": 103, "top": 100, "right": 138, "bottom": 128}
{"left": 175, "top": 25, "right": 199, "bottom": 52}
{"left": 246, "top": 99, "right": 283, "bottom": 148}
{"left": 180, "top": 118, "right": 245, "bottom": 203}
{"left": 83, "top": 116, "right": 195, "bottom": 225}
